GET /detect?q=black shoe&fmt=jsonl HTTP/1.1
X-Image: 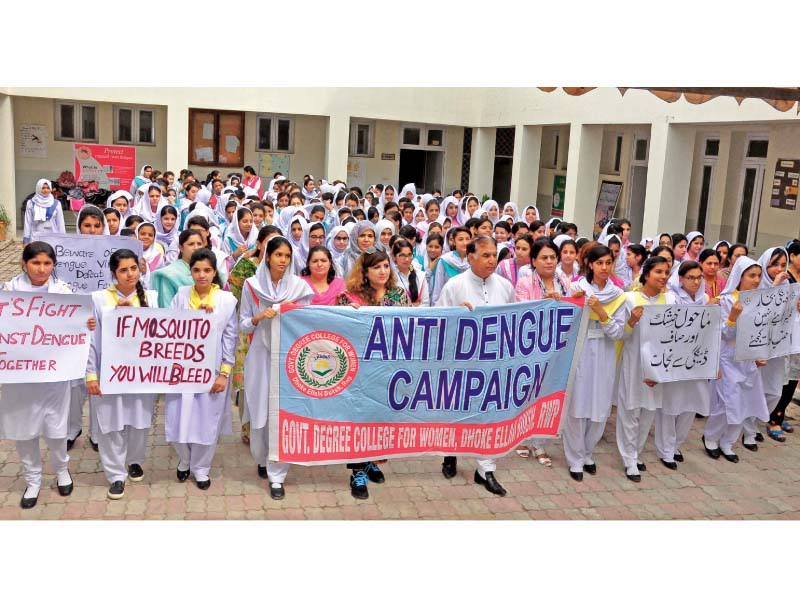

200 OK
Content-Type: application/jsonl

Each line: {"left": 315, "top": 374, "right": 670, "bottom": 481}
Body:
{"left": 636, "top": 462, "right": 646, "bottom": 471}
{"left": 569, "top": 470, "right": 584, "bottom": 482}
{"left": 754, "top": 432, "right": 764, "bottom": 442}
{"left": 20, "top": 489, "right": 39, "bottom": 509}
{"left": 67, "top": 429, "right": 81, "bottom": 451}
{"left": 583, "top": 463, "right": 597, "bottom": 475}
{"left": 660, "top": 459, "right": 678, "bottom": 470}
{"left": 196, "top": 479, "right": 211, "bottom": 491}
{"left": 257, "top": 465, "right": 268, "bottom": 480}
{"left": 269, "top": 483, "right": 285, "bottom": 500}
{"left": 673, "top": 452, "right": 684, "bottom": 463}
{"left": 107, "top": 480, "right": 125, "bottom": 500}
{"left": 625, "top": 471, "right": 641, "bottom": 483}
{"left": 442, "top": 456, "right": 457, "bottom": 479}
{"left": 702, "top": 435, "right": 721, "bottom": 459}
{"left": 127, "top": 463, "right": 144, "bottom": 482}
{"left": 90, "top": 438, "right": 99, "bottom": 452}
{"left": 721, "top": 451, "right": 739, "bottom": 463}
{"left": 176, "top": 468, "right": 190, "bottom": 482}
{"left": 57, "top": 472, "right": 74, "bottom": 496}
{"left": 350, "top": 470, "right": 369, "bottom": 500}
{"left": 742, "top": 441, "right": 758, "bottom": 452}
{"left": 364, "top": 462, "right": 385, "bottom": 484}
{"left": 474, "top": 471, "right": 507, "bottom": 496}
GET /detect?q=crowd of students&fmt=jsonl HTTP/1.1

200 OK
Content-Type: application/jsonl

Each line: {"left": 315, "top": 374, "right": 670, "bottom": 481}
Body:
{"left": 4, "top": 165, "right": 798, "bottom": 509}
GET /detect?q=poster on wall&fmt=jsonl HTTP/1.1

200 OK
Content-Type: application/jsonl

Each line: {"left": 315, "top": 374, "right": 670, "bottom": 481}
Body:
{"left": 551, "top": 175, "right": 566, "bottom": 217}
{"left": 74, "top": 143, "right": 136, "bottom": 191}
{"left": 259, "top": 153, "right": 290, "bottom": 180}
{"left": 770, "top": 159, "right": 799, "bottom": 210}
{"left": 347, "top": 158, "right": 366, "bottom": 190}
{"left": 19, "top": 124, "right": 48, "bottom": 158}
{"left": 593, "top": 181, "right": 623, "bottom": 239}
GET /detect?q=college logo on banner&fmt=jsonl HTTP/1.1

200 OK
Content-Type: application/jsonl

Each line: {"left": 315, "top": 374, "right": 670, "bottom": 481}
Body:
{"left": 287, "top": 331, "right": 359, "bottom": 398}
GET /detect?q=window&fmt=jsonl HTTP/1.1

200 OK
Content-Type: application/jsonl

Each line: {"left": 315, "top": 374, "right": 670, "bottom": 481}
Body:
{"left": 553, "top": 133, "right": 560, "bottom": 167}
{"left": 189, "top": 109, "right": 245, "bottom": 166}
{"left": 704, "top": 138, "right": 720, "bottom": 157}
{"left": 746, "top": 138, "right": 769, "bottom": 159}
{"left": 55, "top": 101, "right": 98, "bottom": 142}
{"left": 256, "top": 114, "right": 294, "bottom": 153}
{"left": 113, "top": 105, "right": 155, "bottom": 145}
{"left": 349, "top": 119, "right": 374, "bottom": 157}
{"left": 613, "top": 135, "right": 623, "bottom": 172}
{"left": 634, "top": 138, "right": 649, "bottom": 162}
{"left": 401, "top": 124, "right": 445, "bottom": 151}
{"left": 403, "top": 127, "right": 421, "bottom": 146}
{"left": 427, "top": 128, "right": 444, "bottom": 147}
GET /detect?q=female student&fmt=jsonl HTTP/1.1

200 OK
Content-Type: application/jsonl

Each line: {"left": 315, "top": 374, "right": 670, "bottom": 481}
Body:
{"left": 514, "top": 237, "right": 571, "bottom": 465}
{"left": 391, "top": 239, "right": 430, "bottom": 307}
{"left": 431, "top": 227, "right": 472, "bottom": 305}
{"left": 150, "top": 230, "right": 205, "bottom": 308}
{"left": 616, "top": 256, "right": 676, "bottom": 481}
{"left": 564, "top": 244, "right": 627, "bottom": 481}
{"left": 496, "top": 234, "right": 532, "bottom": 288}
{"left": 622, "top": 244, "right": 648, "bottom": 291}
{"left": 137, "top": 222, "right": 165, "bottom": 285}
{"left": 337, "top": 248, "right": 411, "bottom": 499}
{"left": 556, "top": 237, "right": 580, "bottom": 282}
{"left": 102, "top": 208, "right": 121, "bottom": 236}
{"left": 239, "top": 237, "right": 314, "bottom": 500}
{"left": 129, "top": 164, "right": 152, "bottom": 197}
{"left": 703, "top": 257, "right": 771, "bottom": 462}
{"left": 155, "top": 205, "right": 179, "bottom": 252}
{"left": 335, "top": 220, "right": 376, "bottom": 278}
{"left": 301, "top": 245, "right": 347, "bottom": 305}
{"left": 86, "top": 249, "right": 159, "bottom": 500}
{"left": 23, "top": 179, "right": 66, "bottom": 243}
{"left": 224, "top": 207, "right": 259, "bottom": 262}
{"left": 166, "top": 249, "right": 238, "bottom": 489}
{"left": 132, "top": 183, "right": 168, "bottom": 222}
{"left": 685, "top": 231, "right": 705, "bottom": 261}
{"left": 1, "top": 242, "right": 95, "bottom": 508}
{"left": 107, "top": 190, "right": 132, "bottom": 220}
{"left": 699, "top": 248, "right": 725, "bottom": 299}
{"left": 772, "top": 240, "right": 800, "bottom": 440}
{"left": 656, "top": 261, "right": 714, "bottom": 469}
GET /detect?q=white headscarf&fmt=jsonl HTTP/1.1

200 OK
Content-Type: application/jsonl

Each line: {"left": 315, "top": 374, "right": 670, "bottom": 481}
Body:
{"left": 374, "top": 218, "right": 396, "bottom": 251}
{"left": 106, "top": 190, "right": 133, "bottom": 215}
{"left": 103, "top": 207, "right": 122, "bottom": 236}
{"left": 225, "top": 206, "right": 258, "bottom": 250}
{"left": 667, "top": 263, "right": 706, "bottom": 304}
{"left": 713, "top": 240, "right": 731, "bottom": 251}
{"left": 721, "top": 256, "right": 760, "bottom": 296}
{"left": 458, "top": 195, "right": 479, "bottom": 225}
{"left": 757, "top": 247, "right": 789, "bottom": 289}
{"left": 502, "top": 202, "right": 522, "bottom": 223}
{"left": 4, "top": 270, "right": 72, "bottom": 293}
{"left": 249, "top": 238, "right": 313, "bottom": 304}
{"left": 287, "top": 215, "right": 309, "bottom": 269}
{"left": 136, "top": 222, "right": 162, "bottom": 264}
{"left": 686, "top": 231, "right": 705, "bottom": 259}
{"left": 572, "top": 275, "right": 624, "bottom": 305}
{"left": 154, "top": 205, "right": 179, "bottom": 248}
{"left": 481, "top": 200, "right": 500, "bottom": 225}
{"left": 522, "top": 204, "right": 540, "bottom": 225}
{"left": 553, "top": 234, "right": 572, "bottom": 249}
{"left": 440, "top": 196, "right": 461, "bottom": 226}
{"left": 326, "top": 225, "right": 349, "bottom": 261}
{"left": 133, "top": 183, "right": 168, "bottom": 222}
{"left": 399, "top": 183, "right": 417, "bottom": 201}
{"left": 31, "top": 178, "right": 55, "bottom": 222}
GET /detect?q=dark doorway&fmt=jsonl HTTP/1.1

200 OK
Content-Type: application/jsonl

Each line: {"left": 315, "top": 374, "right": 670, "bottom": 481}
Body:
{"left": 399, "top": 149, "right": 443, "bottom": 194}
{"left": 492, "top": 156, "right": 513, "bottom": 202}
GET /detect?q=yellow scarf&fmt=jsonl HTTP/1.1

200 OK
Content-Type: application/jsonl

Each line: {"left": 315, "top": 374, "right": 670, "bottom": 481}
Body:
{"left": 588, "top": 294, "right": 627, "bottom": 322}
{"left": 189, "top": 284, "right": 221, "bottom": 310}
{"left": 105, "top": 284, "right": 142, "bottom": 307}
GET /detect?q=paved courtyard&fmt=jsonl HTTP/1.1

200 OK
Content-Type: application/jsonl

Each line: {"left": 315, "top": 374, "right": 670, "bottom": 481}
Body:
{"left": 1, "top": 237, "right": 799, "bottom": 520}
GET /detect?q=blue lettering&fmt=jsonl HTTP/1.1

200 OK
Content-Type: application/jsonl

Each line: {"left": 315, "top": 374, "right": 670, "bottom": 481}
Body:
{"left": 364, "top": 317, "right": 388, "bottom": 360}
{"left": 436, "top": 370, "right": 463, "bottom": 411}
{"left": 390, "top": 316, "right": 414, "bottom": 360}
{"left": 479, "top": 369, "right": 502, "bottom": 412}
{"left": 513, "top": 365, "right": 532, "bottom": 407}
{"left": 455, "top": 318, "right": 478, "bottom": 360}
{"left": 463, "top": 370, "right": 485, "bottom": 411}
{"left": 409, "top": 371, "right": 434, "bottom": 411}
{"left": 556, "top": 307, "right": 575, "bottom": 350}
{"left": 478, "top": 315, "right": 499, "bottom": 361}
{"left": 519, "top": 311, "right": 536, "bottom": 356}
{"left": 388, "top": 370, "right": 412, "bottom": 410}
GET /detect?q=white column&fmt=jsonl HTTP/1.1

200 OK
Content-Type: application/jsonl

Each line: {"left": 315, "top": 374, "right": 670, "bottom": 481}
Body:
{"left": 166, "top": 103, "right": 189, "bottom": 175}
{"left": 0, "top": 94, "right": 16, "bottom": 237}
{"left": 642, "top": 120, "right": 694, "bottom": 236}
{"left": 468, "top": 127, "right": 496, "bottom": 198}
{"left": 564, "top": 123, "right": 603, "bottom": 238}
{"left": 509, "top": 125, "right": 542, "bottom": 205}
{"left": 325, "top": 113, "right": 350, "bottom": 182}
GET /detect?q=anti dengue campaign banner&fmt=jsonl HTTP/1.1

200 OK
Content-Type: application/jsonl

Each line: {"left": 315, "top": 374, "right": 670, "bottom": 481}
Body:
{"left": 268, "top": 299, "right": 588, "bottom": 465}
{"left": 0, "top": 291, "right": 93, "bottom": 383}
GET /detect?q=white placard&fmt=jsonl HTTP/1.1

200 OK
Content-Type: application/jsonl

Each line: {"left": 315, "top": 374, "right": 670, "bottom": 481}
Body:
{"left": 735, "top": 284, "right": 800, "bottom": 361}
{"left": 19, "top": 124, "right": 48, "bottom": 158}
{"left": 32, "top": 233, "right": 143, "bottom": 294}
{"left": 100, "top": 308, "right": 219, "bottom": 394}
{"left": 0, "top": 291, "right": 92, "bottom": 383}
{"left": 640, "top": 304, "right": 721, "bottom": 382}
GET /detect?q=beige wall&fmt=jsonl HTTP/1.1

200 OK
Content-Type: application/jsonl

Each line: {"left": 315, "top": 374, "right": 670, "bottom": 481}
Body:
{"left": 12, "top": 96, "right": 167, "bottom": 212}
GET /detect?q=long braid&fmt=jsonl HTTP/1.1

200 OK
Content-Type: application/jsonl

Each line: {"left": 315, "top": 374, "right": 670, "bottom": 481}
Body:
{"left": 135, "top": 280, "right": 148, "bottom": 307}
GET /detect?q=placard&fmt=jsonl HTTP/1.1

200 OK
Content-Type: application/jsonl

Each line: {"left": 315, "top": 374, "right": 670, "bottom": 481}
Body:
{"left": 100, "top": 308, "right": 219, "bottom": 394}
{"left": 593, "top": 180, "right": 623, "bottom": 239}
{"left": 32, "top": 233, "right": 143, "bottom": 294}
{"left": 269, "top": 299, "right": 588, "bottom": 465}
{"left": 0, "top": 291, "right": 93, "bottom": 383}
{"left": 552, "top": 175, "right": 566, "bottom": 218}
{"left": 74, "top": 143, "right": 136, "bottom": 191}
{"left": 735, "top": 284, "right": 800, "bottom": 361}
{"left": 770, "top": 158, "right": 800, "bottom": 210}
{"left": 19, "top": 124, "right": 48, "bottom": 158}
{"left": 639, "top": 304, "right": 721, "bottom": 382}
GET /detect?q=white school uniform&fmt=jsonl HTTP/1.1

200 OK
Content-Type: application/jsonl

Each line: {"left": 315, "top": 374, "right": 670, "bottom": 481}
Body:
{"left": 0, "top": 274, "right": 74, "bottom": 491}
{"left": 563, "top": 278, "right": 627, "bottom": 474}
{"left": 165, "top": 286, "right": 238, "bottom": 481}
{"left": 615, "top": 288, "right": 677, "bottom": 472}
{"left": 239, "top": 264, "right": 313, "bottom": 483}
{"left": 87, "top": 287, "right": 159, "bottom": 483}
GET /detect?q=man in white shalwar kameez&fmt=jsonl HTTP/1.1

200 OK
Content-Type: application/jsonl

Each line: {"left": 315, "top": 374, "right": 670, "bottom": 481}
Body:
{"left": 435, "top": 235, "right": 514, "bottom": 496}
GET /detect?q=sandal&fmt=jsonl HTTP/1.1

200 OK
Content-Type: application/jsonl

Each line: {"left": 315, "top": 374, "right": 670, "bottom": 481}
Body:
{"left": 515, "top": 445, "right": 531, "bottom": 458}
{"left": 533, "top": 448, "right": 553, "bottom": 467}
{"left": 241, "top": 434, "right": 250, "bottom": 444}
{"left": 767, "top": 427, "right": 786, "bottom": 442}
{"left": 781, "top": 422, "right": 794, "bottom": 433}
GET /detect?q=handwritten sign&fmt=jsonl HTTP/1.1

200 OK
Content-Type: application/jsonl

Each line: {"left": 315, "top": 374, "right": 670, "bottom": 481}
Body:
{"left": 0, "top": 291, "right": 93, "bottom": 383}
{"left": 640, "top": 304, "right": 721, "bottom": 382}
{"left": 100, "top": 308, "right": 218, "bottom": 394}
{"left": 735, "top": 284, "right": 800, "bottom": 361}
{"left": 32, "top": 233, "right": 142, "bottom": 294}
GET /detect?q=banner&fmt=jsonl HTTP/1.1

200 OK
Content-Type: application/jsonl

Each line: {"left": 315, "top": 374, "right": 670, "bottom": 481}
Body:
{"left": 74, "top": 143, "right": 136, "bottom": 191}
{"left": 100, "top": 308, "right": 219, "bottom": 394}
{"left": 0, "top": 291, "right": 93, "bottom": 383}
{"left": 735, "top": 284, "right": 800, "bottom": 361}
{"left": 32, "top": 233, "right": 143, "bottom": 294}
{"left": 770, "top": 158, "right": 799, "bottom": 210}
{"left": 639, "top": 304, "right": 721, "bottom": 382}
{"left": 551, "top": 175, "right": 566, "bottom": 218}
{"left": 269, "top": 299, "right": 588, "bottom": 465}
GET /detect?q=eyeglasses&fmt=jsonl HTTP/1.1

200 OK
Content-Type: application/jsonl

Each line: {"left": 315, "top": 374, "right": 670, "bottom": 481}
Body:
{"left": 309, "top": 235, "right": 325, "bottom": 242}
{"left": 335, "top": 236, "right": 349, "bottom": 242}
{"left": 682, "top": 275, "right": 703, "bottom": 282}
{"left": 395, "top": 253, "right": 413, "bottom": 258}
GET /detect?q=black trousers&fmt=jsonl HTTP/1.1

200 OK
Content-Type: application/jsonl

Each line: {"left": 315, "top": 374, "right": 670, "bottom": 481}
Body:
{"left": 770, "top": 379, "right": 798, "bottom": 426}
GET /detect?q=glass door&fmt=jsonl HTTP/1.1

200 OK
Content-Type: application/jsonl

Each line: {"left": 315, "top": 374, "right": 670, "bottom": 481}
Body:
{"left": 736, "top": 164, "right": 765, "bottom": 247}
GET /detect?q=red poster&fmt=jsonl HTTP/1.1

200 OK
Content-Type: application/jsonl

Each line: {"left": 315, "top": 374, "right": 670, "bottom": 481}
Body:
{"left": 74, "top": 143, "right": 136, "bottom": 191}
